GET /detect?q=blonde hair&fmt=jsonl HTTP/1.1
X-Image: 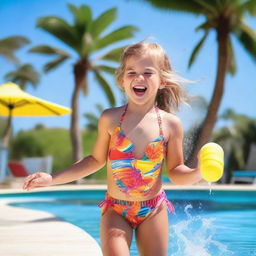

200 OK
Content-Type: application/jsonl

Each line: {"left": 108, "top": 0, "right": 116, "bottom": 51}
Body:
{"left": 115, "top": 41, "right": 189, "bottom": 113}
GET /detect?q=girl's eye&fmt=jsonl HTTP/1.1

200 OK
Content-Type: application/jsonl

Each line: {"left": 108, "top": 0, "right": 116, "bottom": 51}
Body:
{"left": 127, "top": 72, "right": 136, "bottom": 75}
{"left": 144, "top": 72, "right": 153, "bottom": 75}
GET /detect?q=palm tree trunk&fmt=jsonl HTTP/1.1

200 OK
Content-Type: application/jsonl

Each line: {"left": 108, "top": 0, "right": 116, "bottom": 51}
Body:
{"left": 70, "top": 85, "right": 82, "bottom": 162}
{"left": 187, "top": 22, "right": 230, "bottom": 167}
{"left": 70, "top": 60, "right": 87, "bottom": 162}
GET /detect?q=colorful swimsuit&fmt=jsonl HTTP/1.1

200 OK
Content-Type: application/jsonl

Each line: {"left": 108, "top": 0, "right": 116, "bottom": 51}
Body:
{"left": 98, "top": 105, "right": 175, "bottom": 228}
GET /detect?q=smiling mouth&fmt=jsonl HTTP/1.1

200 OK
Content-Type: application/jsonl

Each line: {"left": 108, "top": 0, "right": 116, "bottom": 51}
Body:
{"left": 133, "top": 86, "right": 147, "bottom": 96}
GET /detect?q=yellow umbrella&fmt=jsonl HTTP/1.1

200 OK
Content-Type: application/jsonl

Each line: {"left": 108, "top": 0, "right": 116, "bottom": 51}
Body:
{"left": 0, "top": 82, "right": 71, "bottom": 146}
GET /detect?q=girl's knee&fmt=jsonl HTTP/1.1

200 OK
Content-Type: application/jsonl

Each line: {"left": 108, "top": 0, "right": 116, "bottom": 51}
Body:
{"left": 107, "top": 227, "right": 129, "bottom": 241}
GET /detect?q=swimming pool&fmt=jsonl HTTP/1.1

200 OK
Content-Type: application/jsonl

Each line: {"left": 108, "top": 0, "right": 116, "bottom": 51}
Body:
{"left": 1, "top": 188, "right": 256, "bottom": 256}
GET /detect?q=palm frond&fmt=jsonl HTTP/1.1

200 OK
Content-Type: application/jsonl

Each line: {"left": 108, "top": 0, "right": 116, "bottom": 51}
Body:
{"left": 91, "top": 8, "right": 117, "bottom": 38}
{"left": 29, "top": 45, "right": 70, "bottom": 56}
{"left": 227, "top": 38, "right": 236, "bottom": 75}
{"left": 220, "top": 108, "right": 238, "bottom": 120}
{"left": 37, "top": 16, "right": 79, "bottom": 50}
{"left": 0, "top": 36, "right": 30, "bottom": 63}
{"left": 193, "top": 0, "right": 218, "bottom": 16}
{"left": 100, "top": 46, "right": 125, "bottom": 62}
{"left": 68, "top": 4, "right": 92, "bottom": 35}
{"left": 195, "top": 20, "right": 215, "bottom": 31}
{"left": 44, "top": 55, "right": 70, "bottom": 73}
{"left": 93, "top": 70, "right": 116, "bottom": 106}
{"left": 95, "top": 103, "right": 104, "bottom": 113}
{"left": 213, "top": 127, "right": 233, "bottom": 141}
{"left": 93, "top": 26, "right": 139, "bottom": 51}
{"left": 92, "top": 65, "right": 116, "bottom": 74}
{"left": 29, "top": 45, "right": 71, "bottom": 73}
{"left": 0, "top": 36, "right": 30, "bottom": 50}
{"left": 188, "top": 31, "right": 208, "bottom": 68}
{"left": 84, "top": 113, "right": 98, "bottom": 122}
{"left": 240, "top": 0, "right": 256, "bottom": 16}
{"left": 0, "top": 51, "right": 19, "bottom": 63}
{"left": 4, "top": 64, "right": 40, "bottom": 88}
{"left": 234, "top": 22, "right": 256, "bottom": 62}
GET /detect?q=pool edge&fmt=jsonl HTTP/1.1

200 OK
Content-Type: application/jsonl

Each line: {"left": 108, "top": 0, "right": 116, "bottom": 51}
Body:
{"left": 0, "top": 201, "right": 103, "bottom": 256}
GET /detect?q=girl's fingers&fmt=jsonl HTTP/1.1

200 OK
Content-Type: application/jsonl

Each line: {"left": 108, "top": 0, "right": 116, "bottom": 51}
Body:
{"left": 23, "top": 172, "right": 52, "bottom": 191}
{"left": 23, "top": 176, "right": 33, "bottom": 190}
{"left": 25, "top": 178, "right": 41, "bottom": 190}
{"left": 23, "top": 172, "right": 41, "bottom": 190}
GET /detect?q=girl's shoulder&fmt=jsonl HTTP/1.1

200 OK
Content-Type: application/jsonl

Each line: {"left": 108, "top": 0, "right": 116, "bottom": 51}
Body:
{"left": 101, "top": 105, "right": 126, "bottom": 120}
{"left": 160, "top": 110, "right": 183, "bottom": 137}
{"left": 100, "top": 105, "right": 126, "bottom": 133}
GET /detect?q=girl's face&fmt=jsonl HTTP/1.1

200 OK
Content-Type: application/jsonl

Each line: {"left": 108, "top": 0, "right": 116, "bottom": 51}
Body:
{"left": 121, "top": 55, "right": 163, "bottom": 105}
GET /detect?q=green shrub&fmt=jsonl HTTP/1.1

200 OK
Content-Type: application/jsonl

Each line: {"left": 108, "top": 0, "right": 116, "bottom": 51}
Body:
{"left": 10, "top": 132, "right": 44, "bottom": 159}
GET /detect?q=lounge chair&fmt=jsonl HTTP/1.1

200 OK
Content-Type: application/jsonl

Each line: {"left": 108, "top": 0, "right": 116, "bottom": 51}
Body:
{"left": 22, "top": 156, "right": 52, "bottom": 174}
{"left": 8, "top": 161, "right": 29, "bottom": 177}
{"left": 231, "top": 170, "right": 256, "bottom": 184}
{"left": 231, "top": 143, "right": 256, "bottom": 184}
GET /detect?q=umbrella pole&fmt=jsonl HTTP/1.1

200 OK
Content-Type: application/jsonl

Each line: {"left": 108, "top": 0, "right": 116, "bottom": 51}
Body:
{"left": 2, "top": 107, "right": 13, "bottom": 147}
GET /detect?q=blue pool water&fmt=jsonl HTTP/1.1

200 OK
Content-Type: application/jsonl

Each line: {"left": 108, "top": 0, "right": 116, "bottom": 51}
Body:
{"left": 2, "top": 189, "right": 256, "bottom": 256}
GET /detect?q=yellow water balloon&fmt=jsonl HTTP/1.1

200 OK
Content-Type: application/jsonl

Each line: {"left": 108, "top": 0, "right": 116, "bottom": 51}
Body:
{"left": 199, "top": 143, "right": 224, "bottom": 182}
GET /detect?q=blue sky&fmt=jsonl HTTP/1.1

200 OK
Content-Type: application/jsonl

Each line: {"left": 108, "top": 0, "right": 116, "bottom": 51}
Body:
{"left": 0, "top": 0, "right": 255, "bottom": 134}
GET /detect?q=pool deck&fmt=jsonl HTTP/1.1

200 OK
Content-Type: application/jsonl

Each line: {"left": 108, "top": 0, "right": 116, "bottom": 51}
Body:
{"left": 0, "top": 189, "right": 103, "bottom": 256}
{"left": 0, "top": 183, "right": 255, "bottom": 256}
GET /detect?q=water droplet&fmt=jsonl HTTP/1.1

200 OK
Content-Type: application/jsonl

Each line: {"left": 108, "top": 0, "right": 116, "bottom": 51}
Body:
{"left": 208, "top": 182, "right": 212, "bottom": 195}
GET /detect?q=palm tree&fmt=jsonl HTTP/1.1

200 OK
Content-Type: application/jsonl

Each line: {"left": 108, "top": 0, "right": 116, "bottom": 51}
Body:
{"left": 4, "top": 64, "right": 40, "bottom": 89}
{"left": 84, "top": 103, "right": 105, "bottom": 132}
{"left": 213, "top": 109, "right": 256, "bottom": 182}
{"left": 0, "top": 36, "right": 30, "bottom": 64}
{"left": 0, "top": 36, "right": 32, "bottom": 146}
{"left": 1, "top": 65, "right": 40, "bottom": 147}
{"left": 29, "top": 4, "right": 139, "bottom": 161}
{"left": 138, "top": 0, "right": 256, "bottom": 166}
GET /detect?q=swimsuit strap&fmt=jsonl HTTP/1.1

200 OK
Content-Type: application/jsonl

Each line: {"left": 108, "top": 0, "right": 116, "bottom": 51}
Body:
{"left": 118, "top": 104, "right": 164, "bottom": 137}
{"left": 155, "top": 106, "right": 164, "bottom": 137}
{"left": 118, "top": 104, "right": 128, "bottom": 127}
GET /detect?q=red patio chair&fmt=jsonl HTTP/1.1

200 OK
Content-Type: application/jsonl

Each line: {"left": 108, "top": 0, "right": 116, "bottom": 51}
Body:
{"left": 8, "top": 161, "right": 29, "bottom": 177}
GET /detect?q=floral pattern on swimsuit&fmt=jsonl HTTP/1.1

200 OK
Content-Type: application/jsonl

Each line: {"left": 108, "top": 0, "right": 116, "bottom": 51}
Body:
{"left": 108, "top": 105, "right": 167, "bottom": 197}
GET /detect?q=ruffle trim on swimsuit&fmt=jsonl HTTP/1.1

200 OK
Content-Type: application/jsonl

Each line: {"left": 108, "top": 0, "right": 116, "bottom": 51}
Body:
{"left": 98, "top": 190, "right": 175, "bottom": 215}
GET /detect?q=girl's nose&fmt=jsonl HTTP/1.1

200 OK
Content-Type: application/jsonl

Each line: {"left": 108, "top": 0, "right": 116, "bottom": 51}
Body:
{"left": 134, "top": 74, "right": 144, "bottom": 81}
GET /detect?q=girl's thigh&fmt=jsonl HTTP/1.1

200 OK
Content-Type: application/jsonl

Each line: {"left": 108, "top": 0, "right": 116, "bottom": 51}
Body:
{"left": 135, "top": 202, "right": 169, "bottom": 256}
{"left": 100, "top": 207, "right": 133, "bottom": 256}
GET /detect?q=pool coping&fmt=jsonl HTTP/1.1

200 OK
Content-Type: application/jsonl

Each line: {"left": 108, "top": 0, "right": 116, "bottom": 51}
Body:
{"left": 0, "top": 197, "right": 103, "bottom": 256}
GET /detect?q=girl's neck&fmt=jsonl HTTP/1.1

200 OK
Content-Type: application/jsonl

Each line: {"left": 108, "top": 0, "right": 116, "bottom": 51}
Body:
{"left": 126, "top": 101, "right": 156, "bottom": 115}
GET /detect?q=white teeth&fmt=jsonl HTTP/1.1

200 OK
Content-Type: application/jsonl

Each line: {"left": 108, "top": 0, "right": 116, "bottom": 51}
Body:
{"left": 133, "top": 86, "right": 146, "bottom": 89}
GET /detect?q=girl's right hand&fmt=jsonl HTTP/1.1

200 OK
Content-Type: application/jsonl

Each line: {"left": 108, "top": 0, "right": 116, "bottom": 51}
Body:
{"left": 23, "top": 172, "right": 52, "bottom": 191}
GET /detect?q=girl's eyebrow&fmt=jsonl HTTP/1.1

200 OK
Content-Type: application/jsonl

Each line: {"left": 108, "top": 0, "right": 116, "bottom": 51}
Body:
{"left": 125, "top": 67, "right": 134, "bottom": 71}
{"left": 125, "top": 67, "right": 157, "bottom": 71}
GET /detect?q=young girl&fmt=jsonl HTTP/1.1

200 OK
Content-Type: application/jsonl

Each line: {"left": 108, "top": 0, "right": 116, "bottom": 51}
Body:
{"left": 23, "top": 41, "right": 202, "bottom": 256}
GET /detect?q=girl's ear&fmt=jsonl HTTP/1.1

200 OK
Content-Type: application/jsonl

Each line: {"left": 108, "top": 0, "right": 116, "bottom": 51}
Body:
{"left": 120, "top": 80, "right": 125, "bottom": 91}
{"left": 160, "top": 80, "right": 166, "bottom": 89}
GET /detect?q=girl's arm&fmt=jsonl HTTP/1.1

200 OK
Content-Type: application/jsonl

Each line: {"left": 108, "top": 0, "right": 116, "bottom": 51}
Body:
{"left": 165, "top": 116, "right": 202, "bottom": 185}
{"left": 23, "top": 110, "right": 111, "bottom": 190}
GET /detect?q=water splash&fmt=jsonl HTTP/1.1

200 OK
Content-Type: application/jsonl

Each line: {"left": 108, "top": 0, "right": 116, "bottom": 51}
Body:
{"left": 208, "top": 182, "right": 212, "bottom": 195}
{"left": 169, "top": 204, "right": 234, "bottom": 256}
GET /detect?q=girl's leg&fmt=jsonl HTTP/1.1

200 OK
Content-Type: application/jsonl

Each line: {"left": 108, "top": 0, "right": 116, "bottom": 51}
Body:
{"left": 135, "top": 202, "right": 169, "bottom": 256}
{"left": 100, "top": 207, "right": 133, "bottom": 256}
